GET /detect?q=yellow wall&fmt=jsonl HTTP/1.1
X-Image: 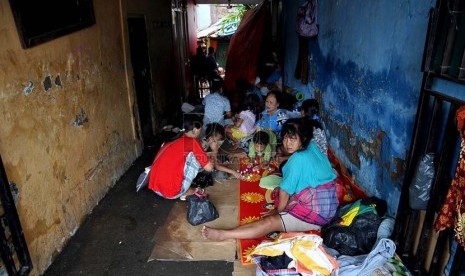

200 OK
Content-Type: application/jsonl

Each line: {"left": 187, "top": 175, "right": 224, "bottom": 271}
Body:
{"left": 0, "top": 0, "right": 175, "bottom": 274}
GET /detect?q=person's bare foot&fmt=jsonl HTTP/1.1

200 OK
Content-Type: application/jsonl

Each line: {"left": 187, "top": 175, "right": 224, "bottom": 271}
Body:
{"left": 201, "top": 226, "right": 226, "bottom": 241}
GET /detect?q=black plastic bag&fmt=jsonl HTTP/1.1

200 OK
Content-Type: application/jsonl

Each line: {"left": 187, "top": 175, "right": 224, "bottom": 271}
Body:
{"left": 322, "top": 198, "right": 385, "bottom": 256}
{"left": 191, "top": 171, "right": 214, "bottom": 189}
{"left": 186, "top": 193, "right": 219, "bottom": 226}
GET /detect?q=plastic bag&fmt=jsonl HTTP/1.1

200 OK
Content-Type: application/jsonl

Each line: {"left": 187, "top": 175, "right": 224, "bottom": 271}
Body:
{"left": 186, "top": 192, "right": 219, "bottom": 226}
{"left": 191, "top": 171, "right": 213, "bottom": 189}
{"left": 136, "top": 166, "right": 151, "bottom": 192}
{"left": 409, "top": 153, "right": 435, "bottom": 210}
{"left": 322, "top": 198, "right": 385, "bottom": 256}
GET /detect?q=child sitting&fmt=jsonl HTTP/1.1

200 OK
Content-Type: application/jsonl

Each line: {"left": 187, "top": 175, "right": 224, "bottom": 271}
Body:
{"left": 248, "top": 131, "right": 275, "bottom": 165}
{"left": 227, "top": 111, "right": 256, "bottom": 142}
{"left": 225, "top": 94, "right": 261, "bottom": 146}
{"left": 202, "top": 123, "right": 242, "bottom": 180}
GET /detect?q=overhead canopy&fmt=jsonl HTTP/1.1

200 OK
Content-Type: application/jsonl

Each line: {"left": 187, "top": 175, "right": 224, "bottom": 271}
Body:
{"left": 195, "top": 0, "right": 262, "bottom": 4}
{"left": 197, "top": 20, "right": 239, "bottom": 38}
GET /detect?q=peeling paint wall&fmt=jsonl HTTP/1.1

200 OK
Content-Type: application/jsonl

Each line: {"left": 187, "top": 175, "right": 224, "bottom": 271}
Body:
{"left": 0, "top": 0, "right": 174, "bottom": 274}
{"left": 283, "top": 0, "right": 436, "bottom": 215}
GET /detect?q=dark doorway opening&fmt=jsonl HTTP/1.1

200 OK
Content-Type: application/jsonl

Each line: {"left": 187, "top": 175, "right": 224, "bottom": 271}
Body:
{"left": 0, "top": 155, "right": 32, "bottom": 275}
{"left": 128, "top": 16, "right": 154, "bottom": 148}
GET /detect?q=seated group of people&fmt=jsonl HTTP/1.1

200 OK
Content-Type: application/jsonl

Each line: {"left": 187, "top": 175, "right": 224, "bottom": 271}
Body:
{"left": 147, "top": 76, "right": 337, "bottom": 242}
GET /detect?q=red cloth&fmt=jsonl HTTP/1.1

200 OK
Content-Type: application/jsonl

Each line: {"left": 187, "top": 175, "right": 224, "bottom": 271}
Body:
{"left": 148, "top": 135, "right": 209, "bottom": 198}
{"left": 224, "top": 2, "right": 269, "bottom": 110}
{"left": 434, "top": 141, "right": 465, "bottom": 245}
{"left": 434, "top": 106, "right": 465, "bottom": 248}
{"left": 456, "top": 106, "right": 465, "bottom": 133}
{"left": 238, "top": 158, "right": 281, "bottom": 264}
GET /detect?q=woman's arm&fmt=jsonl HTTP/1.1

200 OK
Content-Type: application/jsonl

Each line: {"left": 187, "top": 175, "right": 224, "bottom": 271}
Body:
{"left": 215, "top": 162, "right": 242, "bottom": 179}
{"left": 277, "top": 189, "right": 290, "bottom": 212}
{"left": 262, "top": 188, "right": 290, "bottom": 217}
{"left": 203, "top": 161, "right": 214, "bottom": 172}
{"left": 208, "top": 150, "right": 242, "bottom": 179}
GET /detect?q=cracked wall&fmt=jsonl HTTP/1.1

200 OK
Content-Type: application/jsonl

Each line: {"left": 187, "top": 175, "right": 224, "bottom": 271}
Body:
{"left": 0, "top": 0, "right": 174, "bottom": 274}
{"left": 283, "top": 0, "right": 435, "bottom": 215}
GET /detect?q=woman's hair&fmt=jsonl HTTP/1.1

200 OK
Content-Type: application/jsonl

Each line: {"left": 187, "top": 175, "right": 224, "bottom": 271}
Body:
{"left": 252, "top": 131, "right": 270, "bottom": 146}
{"left": 167, "top": 114, "right": 202, "bottom": 141}
{"left": 241, "top": 93, "right": 261, "bottom": 121}
{"left": 281, "top": 118, "right": 313, "bottom": 151}
{"left": 211, "top": 76, "right": 224, "bottom": 92}
{"left": 204, "top": 123, "right": 225, "bottom": 139}
{"left": 183, "top": 114, "right": 203, "bottom": 131}
{"left": 301, "top": 99, "right": 320, "bottom": 120}
{"left": 301, "top": 99, "right": 323, "bottom": 130}
{"left": 305, "top": 117, "right": 323, "bottom": 131}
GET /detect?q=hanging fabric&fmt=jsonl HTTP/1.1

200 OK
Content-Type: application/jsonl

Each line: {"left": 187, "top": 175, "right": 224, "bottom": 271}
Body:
{"left": 434, "top": 106, "right": 465, "bottom": 248}
{"left": 296, "top": 0, "right": 319, "bottom": 38}
{"left": 224, "top": 2, "right": 269, "bottom": 110}
{"left": 295, "top": 0, "right": 318, "bottom": 84}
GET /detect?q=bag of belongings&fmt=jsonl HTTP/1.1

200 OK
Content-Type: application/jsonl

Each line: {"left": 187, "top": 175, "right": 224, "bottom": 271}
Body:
{"left": 191, "top": 171, "right": 214, "bottom": 189}
{"left": 136, "top": 166, "right": 151, "bottom": 192}
{"left": 186, "top": 192, "right": 219, "bottom": 226}
{"left": 322, "top": 197, "right": 387, "bottom": 256}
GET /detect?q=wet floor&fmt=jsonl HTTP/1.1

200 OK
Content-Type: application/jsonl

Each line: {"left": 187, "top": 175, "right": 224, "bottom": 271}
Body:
{"left": 43, "top": 141, "right": 234, "bottom": 276}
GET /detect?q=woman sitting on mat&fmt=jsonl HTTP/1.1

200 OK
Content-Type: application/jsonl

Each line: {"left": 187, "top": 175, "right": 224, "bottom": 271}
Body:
{"left": 202, "top": 118, "right": 339, "bottom": 241}
{"left": 148, "top": 114, "right": 214, "bottom": 200}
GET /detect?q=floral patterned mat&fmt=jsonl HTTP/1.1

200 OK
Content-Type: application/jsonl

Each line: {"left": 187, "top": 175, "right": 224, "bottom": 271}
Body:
{"left": 238, "top": 158, "right": 278, "bottom": 265}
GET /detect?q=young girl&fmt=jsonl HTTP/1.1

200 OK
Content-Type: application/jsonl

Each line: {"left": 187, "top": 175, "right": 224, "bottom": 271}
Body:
{"left": 202, "top": 123, "right": 242, "bottom": 180}
{"left": 148, "top": 114, "right": 214, "bottom": 200}
{"left": 248, "top": 130, "right": 276, "bottom": 164}
{"left": 225, "top": 94, "right": 260, "bottom": 145}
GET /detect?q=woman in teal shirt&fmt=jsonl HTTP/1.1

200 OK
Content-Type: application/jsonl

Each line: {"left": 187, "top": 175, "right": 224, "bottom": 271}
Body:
{"left": 202, "top": 118, "right": 339, "bottom": 241}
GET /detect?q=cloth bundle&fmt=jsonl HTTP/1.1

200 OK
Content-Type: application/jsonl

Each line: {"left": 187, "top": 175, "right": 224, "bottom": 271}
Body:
{"left": 249, "top": 233, "right": 338, "bottom": 276}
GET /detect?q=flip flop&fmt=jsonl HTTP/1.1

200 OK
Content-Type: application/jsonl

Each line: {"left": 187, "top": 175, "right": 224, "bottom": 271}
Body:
{"left": 266, "top": 231, "right": 280, "bottom": 240}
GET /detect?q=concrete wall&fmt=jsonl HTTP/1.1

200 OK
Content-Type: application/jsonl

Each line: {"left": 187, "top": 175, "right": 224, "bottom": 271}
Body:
{"left": 283, "top": 0, "right": 435, "bottom": 215}
{"left": 0, "top": 0, "right": 174, "bottom": 274}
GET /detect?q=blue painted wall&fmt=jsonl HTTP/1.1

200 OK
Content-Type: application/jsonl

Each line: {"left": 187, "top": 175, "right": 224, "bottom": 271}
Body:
{"left": 283, "top": 0, "right": 436, "bottom": 215}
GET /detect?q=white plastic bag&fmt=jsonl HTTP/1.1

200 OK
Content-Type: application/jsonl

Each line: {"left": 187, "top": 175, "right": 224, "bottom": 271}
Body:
{"left": 136, "top": 166, "right": 151, "bottom": 192}
{"left": 409, "top": 153, "right": 435, "bottom": 210}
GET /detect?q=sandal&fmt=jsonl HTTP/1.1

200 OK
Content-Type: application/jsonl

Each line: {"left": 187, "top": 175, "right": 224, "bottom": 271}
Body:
{"left": 195, "top": 187, "right": 205, "bottom": 194}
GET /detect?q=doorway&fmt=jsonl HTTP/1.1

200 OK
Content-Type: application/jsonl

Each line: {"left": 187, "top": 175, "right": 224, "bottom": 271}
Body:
{"left": 127, "top": 16, "right": 154, "bottom": 148}
{"left": 0, "top": 155, "right": 32, "bottom": 275}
